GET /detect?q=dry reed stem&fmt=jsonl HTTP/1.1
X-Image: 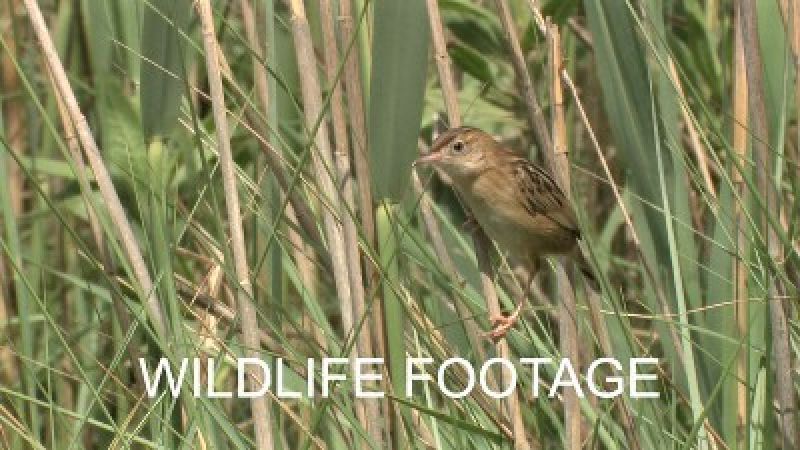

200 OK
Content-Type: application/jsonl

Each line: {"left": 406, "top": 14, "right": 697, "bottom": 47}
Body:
{"left": 195, "top": 0, "right": 273, "bottom": 447}
{"left": 548, "top": 25, "right": 569, "bottom": 188}
{"left": 286, "top": 0, "right": 354, "bottom": 337}
{"left": 237, "top": 0, "right": 331, "bottom": 400}
{"left": 547, "top": 23, "right": 580, "bottom": 450}
{"left": 420, "top": 0, "right": 489, "bottom": 370}
{"left": 2, "top": 0, "right": 24, "bottom": 217}
{"left": 207, "top": 38, "right": 324, "bottom": 248}
{"left": 320, "top": 0, "right": 368, "bottom": 358}
{"left": 424, "top": 1, "right": 531, "bottom": 448}
{"left": 236, "top": 0, "right": 324, "bottom": 253}
{"left": 425, "top": 0, "right": 462, "bottom": 125}
{"left": 411, "top": 152, "right": 489, "bottom": 363}
{"left": 411, "top": 167, "right": 457, "bottom": 277}
{"left": 527, "top": 0, "right": 689, "bottom": 375}
{"left": 319, "top": 0, "right": 377, "bottom": 444}
{"left": 473, "top": 235, "right": 530, "bottom": 449}
{"left": 731, "top": 4, "right": 749, "bottom": 443}
{"left": 1, "top": 13, "right": 30, "bottom": 382}
{"left": 789, "top": 0, "right": 800, "bottom": 298}
{"left": 338, "top": 0, "right": 384, "bottom": 362}
{"left": 238, "top": 0, "right": 269, "bottom": 122}
{"left": 235, "top": 108, "right": 323, "bottom": 247}
{"left": 545, "top": 19, "right": 643, "bottom": 448}
{"left": 177, "top": 275, "right": 327, "bottom": 450}
{"left": 403, "top": 286, "right": 515, "bottom": 439}
{"left": 493, "top": 0, "right": 553, "bottom": 168}
{"left": 244, "top": 112, "right": 325, "bottom": 244}
{"left": 175, "top": 110, "right": 326, "bottom": 273}
{"left": 738, "top": 0, "right": 797, "bottom": 446}
{"left": 667, "top": 58, "right": 717, "bottom": 200}
{"left": 288, "top": 0, "right": 368, "bottom": 442}
{"left": 337, "top": 0, "right": 375, "bottom": 246}
{"left": 0, "top": 261, "right": 15, "bottom": 385}
{"left": 175, "top": 276, "right": 282, "bottom": 354}
{"left": 22, "top": 0, "right": 167, "bottom": 337}
{"left": 285, "top": 202, "right": 329, "bottom": 354}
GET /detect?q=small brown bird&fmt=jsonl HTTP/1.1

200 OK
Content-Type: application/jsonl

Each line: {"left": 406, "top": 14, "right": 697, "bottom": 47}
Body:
{"left": 415, "top": 126, "right": 596, "bottom": 340}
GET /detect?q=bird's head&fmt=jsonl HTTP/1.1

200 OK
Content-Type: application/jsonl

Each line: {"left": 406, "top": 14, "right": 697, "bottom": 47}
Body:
{"left": 414, "top": 127, "right": 496, "bottom": 184}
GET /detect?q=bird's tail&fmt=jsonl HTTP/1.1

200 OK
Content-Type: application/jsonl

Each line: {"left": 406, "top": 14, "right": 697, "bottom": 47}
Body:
{"left": 573, "top": 246, "right": 600, "bottom": 291}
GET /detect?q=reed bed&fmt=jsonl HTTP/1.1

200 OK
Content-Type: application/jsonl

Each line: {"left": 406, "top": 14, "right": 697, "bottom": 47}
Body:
{"left": 0, "top": 0, "right": 798, "bottom": 448}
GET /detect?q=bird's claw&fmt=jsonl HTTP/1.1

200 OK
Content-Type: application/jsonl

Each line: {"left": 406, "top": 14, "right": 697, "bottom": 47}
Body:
{"left": 485, "top": 304, "right": 523, "bottom": 342}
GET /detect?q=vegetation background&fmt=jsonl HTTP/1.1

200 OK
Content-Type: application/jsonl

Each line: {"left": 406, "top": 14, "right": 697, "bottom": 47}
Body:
{"left": 0, "top": 0, "right": 798, "bottom": 448}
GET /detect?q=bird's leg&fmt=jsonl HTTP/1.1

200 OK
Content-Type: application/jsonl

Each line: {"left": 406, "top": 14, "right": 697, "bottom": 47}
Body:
{"left": 461, "top": 213, "right": 480, "bottom": 234}
{"left": 486, "top": 264, "right": 534, "bottom": 341}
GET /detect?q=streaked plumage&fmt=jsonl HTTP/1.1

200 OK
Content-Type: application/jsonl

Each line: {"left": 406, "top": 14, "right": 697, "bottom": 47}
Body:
{"left": 415, "top": 126, "right": 595, "bottom": 339}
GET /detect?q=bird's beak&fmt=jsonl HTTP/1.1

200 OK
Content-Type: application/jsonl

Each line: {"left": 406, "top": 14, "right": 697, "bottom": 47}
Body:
{"left": 413, "top": 152, "right": 441, "bottom": 167}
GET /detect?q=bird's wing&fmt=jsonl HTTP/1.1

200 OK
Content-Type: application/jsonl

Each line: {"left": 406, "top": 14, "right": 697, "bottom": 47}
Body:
{"left": 511, "top": 158, "right": 580, "bottom": 237}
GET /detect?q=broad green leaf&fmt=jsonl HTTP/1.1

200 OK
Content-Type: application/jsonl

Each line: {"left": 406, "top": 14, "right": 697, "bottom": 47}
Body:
{"left": 368, "top": 0, "right": 430, "bottom": 201}
{"left": 140, "top": 0, "right": 191, "bottom": 142}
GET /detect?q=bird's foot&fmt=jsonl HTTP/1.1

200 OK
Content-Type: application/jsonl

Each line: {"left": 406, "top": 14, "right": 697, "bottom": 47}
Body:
{"left": 486, "top": 303, "right": 523, "bottom": 342}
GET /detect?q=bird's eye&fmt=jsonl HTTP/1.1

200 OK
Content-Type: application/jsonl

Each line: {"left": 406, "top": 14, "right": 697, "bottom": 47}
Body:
{"left": 452, "top": 140, "right": 465, "bottom": 153}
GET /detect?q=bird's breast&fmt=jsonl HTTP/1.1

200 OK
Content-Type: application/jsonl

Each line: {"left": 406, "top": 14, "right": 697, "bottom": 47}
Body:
{"left": 458, "top": 172, "right": 576, "bottom": 261}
